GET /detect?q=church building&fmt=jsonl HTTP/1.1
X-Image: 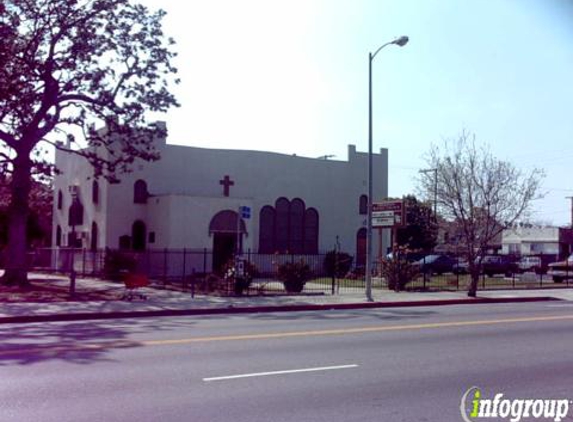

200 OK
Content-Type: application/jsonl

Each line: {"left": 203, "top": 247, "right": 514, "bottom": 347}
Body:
{"left": 52, "top": 123, "right": 389, "bottom": 272}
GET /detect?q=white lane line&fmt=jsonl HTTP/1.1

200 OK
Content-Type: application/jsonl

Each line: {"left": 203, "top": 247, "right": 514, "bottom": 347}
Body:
{"left": 203, "top": 364, "right": 359, "bottom": 382}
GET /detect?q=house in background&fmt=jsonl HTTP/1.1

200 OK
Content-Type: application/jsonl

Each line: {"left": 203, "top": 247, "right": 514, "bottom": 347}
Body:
{"left": 501, "top": 226, "right": 573, "bottom": 259}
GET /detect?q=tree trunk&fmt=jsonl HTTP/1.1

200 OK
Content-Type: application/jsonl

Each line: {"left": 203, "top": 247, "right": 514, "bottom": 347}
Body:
{"left": 1, "top": 155, "right": 32, "bottom": 287}
{"left": 467, "top": 269, "right": 479, "bottom": 297}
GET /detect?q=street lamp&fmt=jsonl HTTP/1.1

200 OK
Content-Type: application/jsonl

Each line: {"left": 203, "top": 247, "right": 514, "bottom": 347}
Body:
{"left": 366, "top": 35, "right": 409, "bottom": 302}
{"left": 68, "top": 184, "right": 81, "bottom": 297}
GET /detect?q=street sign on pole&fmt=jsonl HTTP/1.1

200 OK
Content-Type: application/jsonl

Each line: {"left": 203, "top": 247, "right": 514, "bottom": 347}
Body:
{"left": 372, "top": 201, "right": 404, "bottom": 228}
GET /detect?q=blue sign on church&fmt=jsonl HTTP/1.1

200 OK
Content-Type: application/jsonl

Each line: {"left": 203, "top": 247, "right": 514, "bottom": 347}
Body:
{"left": 240, "top": 206, "right": 251, "bottom": 219}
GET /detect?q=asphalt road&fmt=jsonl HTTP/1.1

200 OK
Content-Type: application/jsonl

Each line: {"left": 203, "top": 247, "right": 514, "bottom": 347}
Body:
{"left": 1, "top": 302, "right": 573, "bottom": 422}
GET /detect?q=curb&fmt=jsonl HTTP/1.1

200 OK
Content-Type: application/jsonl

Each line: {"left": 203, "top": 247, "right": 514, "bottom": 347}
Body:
{"left": 0, "top": 296, "right": 560, "bottom": 324}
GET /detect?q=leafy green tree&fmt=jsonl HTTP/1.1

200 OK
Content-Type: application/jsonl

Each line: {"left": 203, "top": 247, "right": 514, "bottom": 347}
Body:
{"left": 0, "top": 0, "right": 179, "bottom": 286}
{"left": 396, "top": 195, "right": 438, "bottom": 252}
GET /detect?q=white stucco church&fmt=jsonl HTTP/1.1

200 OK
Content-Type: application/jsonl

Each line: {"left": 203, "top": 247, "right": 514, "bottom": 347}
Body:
{"left": 52, "top": 123, "right": 389, "bottom": 271}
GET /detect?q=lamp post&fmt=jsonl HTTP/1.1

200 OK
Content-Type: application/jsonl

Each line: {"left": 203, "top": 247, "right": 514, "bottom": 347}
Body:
{"left": 366, "top": 35, "right": 408, "bottom": 302}
{"left": 68, "top": 184, "right": 81, "bottom": 297}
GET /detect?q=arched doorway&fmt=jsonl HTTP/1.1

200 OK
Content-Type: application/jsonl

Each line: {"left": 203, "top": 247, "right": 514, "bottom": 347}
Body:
{"left": 209, "top": 210, "right": 246, "bottom": 274}
{"left": 132, "top": 220, "right": 146, "bottom": 251}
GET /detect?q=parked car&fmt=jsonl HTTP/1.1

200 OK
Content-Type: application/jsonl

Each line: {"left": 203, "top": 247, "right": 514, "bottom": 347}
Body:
{"left": 452, "top": 255, "right": 517, "bottom": 277}
{"left": 548, "top": 254, "right": 573, "bottom": 283}
{"left": 517, "top": 256, "right": 548, "bottom": 274}
{"left": 480, "top": 255, "right": 518, "bottom": 277}
{"left": 414, "top": 254, "right": 457, "bottom": 275}
{"left": 452, "top": 260, "right": 469, "bottom": 275}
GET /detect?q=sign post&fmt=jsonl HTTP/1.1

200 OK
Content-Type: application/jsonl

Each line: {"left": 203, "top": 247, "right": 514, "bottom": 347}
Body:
{"left": 371, "top": 200, "right": 405, "bottom": 269}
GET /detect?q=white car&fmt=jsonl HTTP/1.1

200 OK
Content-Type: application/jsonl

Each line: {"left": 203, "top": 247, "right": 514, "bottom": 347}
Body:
{"left": 547, "top": 254, "right": 573, "bottom": 282}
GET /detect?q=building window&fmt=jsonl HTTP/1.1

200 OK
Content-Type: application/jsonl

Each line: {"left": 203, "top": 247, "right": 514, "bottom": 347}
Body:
{"left": 56, "top": 225, "right": 62, "bottom": 247}
{"left": 290, "top": 199, "right": 305, "bottom": 254}
{"left": 57, "top": 190, "right": 63, "bottom": 210}
{"left": 148, "top": 232, "right": 156, "bottom": 244}
{"left": 134, "top": 180, "right": 148, "bottom": 204}
{"left": 359, "top": 195, "right": 368, "bottom": 215}
{"left": 92, "top": 181, "right": 99, "bottom": 205}
{"left": 530, "top": 243, "right": 545, "bottom": 254}
{"left": 258, "top": 206, "right": 276, "bottom": 254}
{"left": 258, "top": 198, "right": 319, "bottom": 254}
{"left": 91, "top": 222, "right": 98, "bottom": 251}
{"left": 275, "top": 197, "right": 290, "bottom": 253}
{"left": 68, "top": 200, "right": 84, "bottom": 226}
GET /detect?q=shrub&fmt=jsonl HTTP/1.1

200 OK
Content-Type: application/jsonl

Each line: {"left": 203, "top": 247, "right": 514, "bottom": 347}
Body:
{"left": 278, "top": 260, "right": 311, "bottom": 293}
{"left": 223, "top": 259, "right": 258, "bottom": 296}
{"left": 380, "top": 248, "right": 419, "bottom": 292}
{"left": 323, "top": 250, "right": 353, "bottom": 278}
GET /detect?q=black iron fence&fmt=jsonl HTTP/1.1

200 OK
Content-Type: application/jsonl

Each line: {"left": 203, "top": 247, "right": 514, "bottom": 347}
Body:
{"left": 7, "top": 248, "right": 573, "bottom": 296}
{"left": 23, "top": 248, "right": 363, "bottom": 296}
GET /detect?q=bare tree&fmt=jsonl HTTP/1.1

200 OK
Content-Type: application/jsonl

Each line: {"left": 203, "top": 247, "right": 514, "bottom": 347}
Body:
{"left": 0, "top": 0, "right": 179, "bottom": 286}
{"left": 419, "top": 131, "right": 544, "bottom": 297}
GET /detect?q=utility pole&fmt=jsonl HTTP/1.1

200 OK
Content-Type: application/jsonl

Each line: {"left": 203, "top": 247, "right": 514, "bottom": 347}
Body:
{"left": 419, "top": 168, "right": 438, "bottom": 219}
{"left": 567, "top": 197, "right": 573, "bottom": 228}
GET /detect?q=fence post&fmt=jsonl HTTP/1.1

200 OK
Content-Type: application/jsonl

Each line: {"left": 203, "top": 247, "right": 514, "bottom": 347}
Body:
{"left": 191, "top": 268, "right": 195, "bottom": 298}
{"left": 82, "top": 248, "right": 86, "bottom": 277}
{"left": 163, "top": 248, "right": 168, "bottom": 284}
{"left": 420, "top": 254, "right": 428, "bottom": 290}
{"left": 182, "top": 248, "right": 187, "bottom": 286}
{"left": 203, "top": 248, "right": 207, "bottom": 275}
{"left": 331, "top": 252, "right": 337, "bottom": 295}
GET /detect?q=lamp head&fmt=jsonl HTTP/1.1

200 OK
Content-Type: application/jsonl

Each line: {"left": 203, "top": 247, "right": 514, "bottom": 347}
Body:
{"left": 394, "top": 36, "right": 409, "bottom": 47}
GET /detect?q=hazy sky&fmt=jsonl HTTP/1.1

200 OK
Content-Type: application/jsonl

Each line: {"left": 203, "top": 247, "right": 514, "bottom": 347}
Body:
{"left": 141, "top": 0, "right": 573, "bottom": 226}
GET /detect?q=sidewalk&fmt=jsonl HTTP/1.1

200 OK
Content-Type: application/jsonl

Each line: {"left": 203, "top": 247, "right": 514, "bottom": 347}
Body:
{"left": 0, "top": 274, "right": 570, "bottom": 323}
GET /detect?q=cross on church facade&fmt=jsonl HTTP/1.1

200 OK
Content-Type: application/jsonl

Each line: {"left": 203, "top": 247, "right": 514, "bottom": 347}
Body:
{"left": 219, "top": 175, "right": 234, "bottom": 197}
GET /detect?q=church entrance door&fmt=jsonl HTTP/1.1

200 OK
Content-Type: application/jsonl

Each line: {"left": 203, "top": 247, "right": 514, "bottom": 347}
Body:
{"left": 209, "top": 210, "right": 247, "bottom": 274}
{"left": 212, "top": 233, "right": 236, "bottom": 274}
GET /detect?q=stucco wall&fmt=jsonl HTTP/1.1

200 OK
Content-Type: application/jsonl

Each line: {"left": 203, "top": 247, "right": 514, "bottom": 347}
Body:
{"left": 53, "top": 127, "right": 389, "bottom": 257}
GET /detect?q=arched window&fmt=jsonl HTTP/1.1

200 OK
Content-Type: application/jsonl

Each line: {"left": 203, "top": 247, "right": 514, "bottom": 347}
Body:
{"left": 356, "top": 228, "right": 367, "bottom": 267}
{"left": 68, "top": 199, "right": 84, "bottom": 226}
{"left": 56, "top": 225, "right": 62, "bottom": 247}
{"left": 259, "top": 206, "right": 276, "bottom": 253}
{"left": 208, "top": 210, "right": 246, "bottom": 234}
{"left": 132, "top": 220, "right": 146, "bottom": 251}
{"left": 91, "top": 222, "right": 98, "bottom": 251}
{"left": 275, "top": 198, "right": 290, "bottom": 253}
{"left": 92, "top": 181, "right": 99, "bottom": 205}
{"left": 57, "top": 190, "right": 63, "bottom": 210}
{"left": 260, "top": 199, "right": 320, "bottom": 254}
{"left": 359, "top": 195, "right": 368, "bottom": 215}
{"left": 133, "top": 180, "right": 148, "bottom": 204}
{"left": 303, "top": 208, "right": 319, "bottom": 254}
{"left": 289, "top": 198, "right": 305, "bottom": 254}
